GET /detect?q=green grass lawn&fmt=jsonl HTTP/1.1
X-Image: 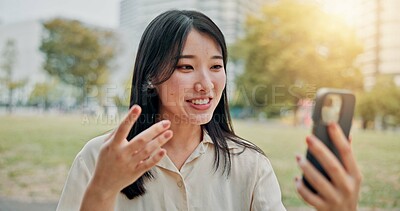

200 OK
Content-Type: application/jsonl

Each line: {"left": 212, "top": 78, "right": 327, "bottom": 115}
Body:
{"left": 0, "top": 114, "right": 399, "bottom": 208}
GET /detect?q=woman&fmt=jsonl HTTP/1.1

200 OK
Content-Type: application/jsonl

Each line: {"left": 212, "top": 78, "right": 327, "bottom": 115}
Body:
{"left": 57, "top": 10, "right": 362, "bottom": 211}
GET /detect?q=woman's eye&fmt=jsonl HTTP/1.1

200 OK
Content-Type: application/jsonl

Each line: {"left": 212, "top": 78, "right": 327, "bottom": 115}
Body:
{"left": 211, "top": 65, "right": 223, "bottom": 71}
{"left": 176, "top": 65, "right": 194, "bottom": 72}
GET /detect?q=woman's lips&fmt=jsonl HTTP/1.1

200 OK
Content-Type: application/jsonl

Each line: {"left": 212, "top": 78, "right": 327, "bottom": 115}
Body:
{"left": 186, "top": 98, "right": 212, "bottom": 110}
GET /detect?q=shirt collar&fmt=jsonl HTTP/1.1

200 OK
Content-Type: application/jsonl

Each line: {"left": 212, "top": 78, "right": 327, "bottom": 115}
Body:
{"left": 202, "top": 130, "right": 239, "bottom": 150}
{"left": 155, "top": 130, "right": 240, "bottom": 172}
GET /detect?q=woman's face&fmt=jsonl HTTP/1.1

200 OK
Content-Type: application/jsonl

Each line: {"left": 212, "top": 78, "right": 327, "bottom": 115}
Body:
{"left": 157, "top": 29, "right": 226, "bottom": 125}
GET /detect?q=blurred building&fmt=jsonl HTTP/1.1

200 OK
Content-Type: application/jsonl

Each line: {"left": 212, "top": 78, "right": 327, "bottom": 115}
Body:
{"left": 354, "top": 0, "right": 400, "bottom": 89}
{"left": 119, "top": 0, "right": 265, "bottom": 46}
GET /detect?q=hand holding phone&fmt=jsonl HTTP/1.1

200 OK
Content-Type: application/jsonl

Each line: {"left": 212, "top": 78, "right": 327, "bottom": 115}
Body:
{"left": 303, "top": 88, "right": 355, "bottom": 193}
{"left": 296, "top": 88, "right": 362, "bottom": 211}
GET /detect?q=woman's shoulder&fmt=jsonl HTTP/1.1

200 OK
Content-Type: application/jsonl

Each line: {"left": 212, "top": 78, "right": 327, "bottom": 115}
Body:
{"left": 74, "top": 132, "right": 111, "bottom": 170}
{"left": 227, "top": 139, "right": 273, "bottom": 170}
{"left": 80, "top": 132, "right": 110, "bottom": 154}
{"left": 226, "top": 139, "right": 277, "bottom": 189}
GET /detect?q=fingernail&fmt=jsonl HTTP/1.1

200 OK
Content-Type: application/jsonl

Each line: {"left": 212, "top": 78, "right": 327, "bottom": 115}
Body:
{"left": 164, "top": 131, "right": 171, "bottom": 138}
{"left": 295, "top": 155, "right": 301, "bottom": 163}
{"left": 329, "top": 122, "right": 336, "bottom": 130}
{"left": 162, "top": 120, "right": 170, "bottom": 128}
{"left": 306, "top": 136, "right": 313, "bottom": 146}
{"left": 130, "top": 105, "right": 139, "bottom": 112}
{"left": 159, "top": 149, "right": 166, "bottom": 156}
{"left": 295, "top": 177, "right": 301, "bottom": 188}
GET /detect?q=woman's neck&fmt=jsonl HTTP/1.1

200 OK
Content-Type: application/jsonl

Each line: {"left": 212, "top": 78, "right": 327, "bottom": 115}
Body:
{"left": 157, "top": 116, "right": 203, "bottom": 170}
{"left": 164, "top": 120, "right": 202, "bottom": 151}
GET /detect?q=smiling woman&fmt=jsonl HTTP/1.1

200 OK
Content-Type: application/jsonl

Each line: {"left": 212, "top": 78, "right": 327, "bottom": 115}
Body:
{"left": 56, "top": 9, "right": 362, "bottom": 211}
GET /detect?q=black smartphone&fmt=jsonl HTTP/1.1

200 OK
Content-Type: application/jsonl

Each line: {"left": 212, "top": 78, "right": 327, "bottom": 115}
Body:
{"left": 303, "top": 88, "right": 356, "bottom": 194}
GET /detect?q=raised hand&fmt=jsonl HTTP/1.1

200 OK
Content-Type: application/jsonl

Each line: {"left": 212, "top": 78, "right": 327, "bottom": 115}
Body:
{"left": 80, "top": 105, "right": 172, "bottom": 210}
{"left": 295, "top": 123, "right": 362, "bottom": 211}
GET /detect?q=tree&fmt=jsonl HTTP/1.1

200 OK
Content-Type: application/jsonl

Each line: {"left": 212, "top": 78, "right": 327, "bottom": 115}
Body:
{"left": 40, "top": 18, "right": 117, "bottom": 108}
{"left": 230, "top": 0, "right": 364, "bottom": 119}
{"left": 28, "top": 80, "right": 58, "bottom": 110}
{"left": 0, "top": 39, "right": 27, "bottom": 113}
{"left": 356, "top": 91, "right": 378, "bottom": 129}
{"left": 357, "top": 76, "right": 400, "bottom": 130}
{"left": 113, "top": 78, "right": 132, "bottom": 113}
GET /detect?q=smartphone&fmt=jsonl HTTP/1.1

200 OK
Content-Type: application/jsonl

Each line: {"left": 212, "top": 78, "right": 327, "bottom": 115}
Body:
{"left": 303, "top": 88, "right": 355, "bottom": 194}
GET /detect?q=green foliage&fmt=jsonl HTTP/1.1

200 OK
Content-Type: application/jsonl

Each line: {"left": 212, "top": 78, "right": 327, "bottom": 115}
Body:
{"left": 113, "top": 78, "right": 131, "bottom": 112}
{"left": 231, "top": 0, "right": 364, "bottom": 116}
{"left": 28, "top": 80, "right": 60, "bottom": 109}
{"left": 40, "top": 18, "right": 117, "bottom": 104}
{"left": 357, "top": 76, "right": 400, "bottom": 129}
{"left": 0, "top": 39, "right": 28, "bottom": 113}
{"left": 356, "top": 91, "right": 378, "bottom": 128}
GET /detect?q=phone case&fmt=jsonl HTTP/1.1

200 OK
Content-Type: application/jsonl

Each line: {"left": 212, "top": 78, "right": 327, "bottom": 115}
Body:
{"left": 303, "top": 88, "right": 355, "bottom": 193}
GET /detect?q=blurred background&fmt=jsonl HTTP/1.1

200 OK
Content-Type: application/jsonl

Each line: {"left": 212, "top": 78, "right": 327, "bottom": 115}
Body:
{"left": 0, "top": 0, "right": 399, "bottom": 210}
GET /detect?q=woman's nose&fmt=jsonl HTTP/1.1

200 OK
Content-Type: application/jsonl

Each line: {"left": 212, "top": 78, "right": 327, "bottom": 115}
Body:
{"left": 194, "top": 72, "right": 214, "bottom": 93}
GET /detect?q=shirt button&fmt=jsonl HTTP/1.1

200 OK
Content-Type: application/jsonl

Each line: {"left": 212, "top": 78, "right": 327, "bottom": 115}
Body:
{"left": 177, "top": 181, "right": 183, "bottom": 188}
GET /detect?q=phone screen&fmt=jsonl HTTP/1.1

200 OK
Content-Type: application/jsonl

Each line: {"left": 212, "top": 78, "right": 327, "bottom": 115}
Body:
{"left": 321, "top": 94, "right": 342, "bottom": 124}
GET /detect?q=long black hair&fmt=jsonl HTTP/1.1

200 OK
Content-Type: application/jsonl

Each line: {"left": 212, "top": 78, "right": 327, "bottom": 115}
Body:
{"left": 122, "top": 9, "right": 265, "bottom": 199}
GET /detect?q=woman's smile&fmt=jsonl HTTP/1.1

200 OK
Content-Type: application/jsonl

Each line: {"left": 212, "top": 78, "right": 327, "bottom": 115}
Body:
{"left": 186, "top": 97, "right": 212, "bottom": 110}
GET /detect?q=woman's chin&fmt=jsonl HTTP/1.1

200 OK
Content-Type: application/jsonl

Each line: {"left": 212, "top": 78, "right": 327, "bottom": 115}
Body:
{"left": 189, "top": 114, "right": 213, "bottom": 125}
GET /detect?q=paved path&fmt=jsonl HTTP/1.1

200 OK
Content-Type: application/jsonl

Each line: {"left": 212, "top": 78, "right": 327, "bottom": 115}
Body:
{"left": 0, "top": 198, "right": 57, "bottom": 211}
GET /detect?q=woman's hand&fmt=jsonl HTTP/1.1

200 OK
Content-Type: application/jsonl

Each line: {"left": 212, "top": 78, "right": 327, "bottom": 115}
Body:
{"left": 80, "top": 105, "right": 172, "bottom": 210}
{"left": 295, "top": 123, "right": 362, "bottom": 211}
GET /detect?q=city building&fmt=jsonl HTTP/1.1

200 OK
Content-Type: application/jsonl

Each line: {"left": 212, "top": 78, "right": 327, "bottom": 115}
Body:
{"left": 120, "top": 0, "right": 265, "bottom": 46}
{"left": 353, "top": 0, "right": 400, "bottom": 89}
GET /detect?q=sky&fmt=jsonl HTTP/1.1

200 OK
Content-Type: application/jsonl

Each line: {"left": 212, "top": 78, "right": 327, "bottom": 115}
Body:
{"left": 0, "top": 0, "right": 120, "bottom": 28}
{"left": 316, "top": 0, "right": 359, "bottom": 27}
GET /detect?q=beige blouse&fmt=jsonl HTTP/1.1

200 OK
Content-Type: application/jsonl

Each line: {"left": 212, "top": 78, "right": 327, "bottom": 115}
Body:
{"left": 57, "top": 132, "right": 286, "bottom": 211}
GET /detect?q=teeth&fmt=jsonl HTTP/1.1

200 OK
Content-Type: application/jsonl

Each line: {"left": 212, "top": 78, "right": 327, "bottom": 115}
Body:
{"left": 191, "top": 98, "right": 210, "bottom": 105}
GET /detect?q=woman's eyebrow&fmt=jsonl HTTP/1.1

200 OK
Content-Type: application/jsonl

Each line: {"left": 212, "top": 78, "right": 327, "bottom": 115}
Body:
{"left": 177, "top": 55, "right": 223, "bottom": 59}
{"left": 211, "top": 55, "right": 223, "bottom": 60}
{"left": 177, "top": 55, "right": 195, "bottom": 59}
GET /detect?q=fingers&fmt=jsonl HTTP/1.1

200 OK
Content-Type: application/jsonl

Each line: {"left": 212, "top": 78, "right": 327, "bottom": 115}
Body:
{"left": 128, "top": 125, "right": 172, "bottom": 178}
{"left": 295, "top": 177, "right": 324, "bottom": 209}
{"left": 296, "top": 155, "right": 338, "bottom": 201}
{"left": 113, "top": 105, "right": 142, "bottom": 145}
{"left": 137, "top": 149, "right": 167, "bottom": 172}
{"left": 127, "top": 120, "right": 171, "bottom": 152}
{"left": 133, "top": 130, "right": 172, "bottom": 164}
{"left": 306, "top": 135, "right": 349, "bottom": 191}
{"left": 104, "top": 129, "right": 116, "bottom": 143}
{"left": 328, "top": 123, "right": 362, "bottom": 180}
